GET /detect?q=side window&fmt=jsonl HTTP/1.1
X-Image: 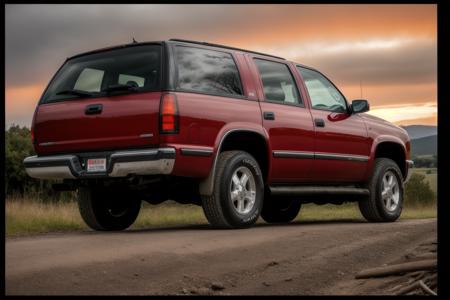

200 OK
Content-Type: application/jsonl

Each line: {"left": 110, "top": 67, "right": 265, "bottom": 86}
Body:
{"left": 254, "top": 59, "right": 301, "bottom": 105}
{"left": 297, "top": 67, "right": 347, "bottom": 112}
{"left": 175, "top": 46, "right": 243, "bottom": 96}
{"left": 73, "top": 68, "right": 104, "bottom": 92}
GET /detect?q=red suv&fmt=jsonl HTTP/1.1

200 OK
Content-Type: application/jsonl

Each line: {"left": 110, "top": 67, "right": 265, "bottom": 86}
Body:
{"left": 24, "top": 39, "right": 413, "bottom": 230}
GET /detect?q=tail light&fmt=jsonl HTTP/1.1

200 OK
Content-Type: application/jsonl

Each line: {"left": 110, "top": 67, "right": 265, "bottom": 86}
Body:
{"left": 159, "top": 93, "right": 179, "bottom": 134}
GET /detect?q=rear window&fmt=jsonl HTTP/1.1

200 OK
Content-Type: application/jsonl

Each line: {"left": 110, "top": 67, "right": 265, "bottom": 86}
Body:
{"left": 175, "top": 46, "right": 243, "bottom": 97}
{"left": 41, "top": 44, "right": 161, "bottom": 103}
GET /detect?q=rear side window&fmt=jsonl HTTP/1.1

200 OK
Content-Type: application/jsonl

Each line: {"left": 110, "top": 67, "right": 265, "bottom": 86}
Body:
{"left": 41, "top": 45, "right": 161, "bottom": 103}
{"left": 175, "top": 46, "right": 243, "bottom": 96}
{"left": 254, "top": 59, "right": 301, "bottom": 105}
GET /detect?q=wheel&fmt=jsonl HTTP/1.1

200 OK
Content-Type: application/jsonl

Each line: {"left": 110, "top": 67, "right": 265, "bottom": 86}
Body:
{"left": 359, "top": 158, "right": 403, "bottom": 222}
{"left": 201, "top": 151, "right": 264, "bottom": 229}
{"left": 261, "top": 196, "right": 302, "bottom": 223}
{"left": 77, "top": 187, "right": 141, "bottom": 231}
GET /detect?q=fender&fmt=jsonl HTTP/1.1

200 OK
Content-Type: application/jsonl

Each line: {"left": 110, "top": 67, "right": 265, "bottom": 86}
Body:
{"left": 199, "top": 124, "right": 271, "bottom": 196}
{"left": 365, "top": 135, "right": 407, "bottom": 181}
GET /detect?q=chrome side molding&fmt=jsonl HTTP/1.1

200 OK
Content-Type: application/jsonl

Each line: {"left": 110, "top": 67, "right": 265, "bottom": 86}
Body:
{"left": 270, "top": 186, "right": 370, "bottom": 196}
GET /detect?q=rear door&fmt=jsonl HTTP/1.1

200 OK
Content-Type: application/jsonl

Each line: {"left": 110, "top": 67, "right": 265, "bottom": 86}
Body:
{"left": 296, "top": 66, "right": 370, "bottom": 183}
{"left": 247, "top": 55, "right": 315, "bottom": 183}
{"left": 34, "top": 44, "right": 163, "bottom": 155}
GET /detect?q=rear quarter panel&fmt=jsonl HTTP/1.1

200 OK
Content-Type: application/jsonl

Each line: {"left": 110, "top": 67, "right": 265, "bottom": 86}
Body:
{"left": 161, "top": 92, "right": 264, "bottom": 178}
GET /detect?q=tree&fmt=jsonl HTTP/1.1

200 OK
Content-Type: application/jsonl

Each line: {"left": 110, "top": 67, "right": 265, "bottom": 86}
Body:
{"left": 5, "top": 125, "right": 61, "bottom": 200}
{"left": 5, "top": 125, "right": 35, "bottom": 194}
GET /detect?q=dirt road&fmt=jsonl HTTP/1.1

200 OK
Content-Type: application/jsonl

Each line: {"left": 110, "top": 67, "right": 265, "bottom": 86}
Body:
{"left": 6, "top": 218, "right": 436, "bottom": 295}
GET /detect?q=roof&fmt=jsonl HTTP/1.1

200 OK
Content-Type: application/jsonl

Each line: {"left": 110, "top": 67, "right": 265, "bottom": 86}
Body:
{"left": 168, "top": 39, "right": 286, "bottom": 60}
{"left": 67, "top": 41, "right": 163, "bottom": 60}
{"left": 67, "top": 39, "right": 286, "bottom": 61}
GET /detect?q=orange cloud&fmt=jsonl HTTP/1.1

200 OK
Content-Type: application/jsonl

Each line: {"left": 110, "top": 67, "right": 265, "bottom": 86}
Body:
{"left": 368, "top": 102, "right": 437, "bottom": 125}
{"left": 219, "top": 5, "right": 436, "bottom": 48}
{"left": 5, "top": 84, "right": 45, "bottom": 126}
{"left": 395, "top": 115, "right": 437, "bottom": 126}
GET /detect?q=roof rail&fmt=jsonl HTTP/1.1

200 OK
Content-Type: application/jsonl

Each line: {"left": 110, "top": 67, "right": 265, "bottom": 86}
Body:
{"left": 169, "top": 39, "right": 285, "bottom": 60}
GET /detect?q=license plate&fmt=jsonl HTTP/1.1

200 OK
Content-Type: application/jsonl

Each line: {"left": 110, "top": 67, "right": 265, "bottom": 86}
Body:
{"left": 87, "top": 158, "right": 106, "bottom": 172}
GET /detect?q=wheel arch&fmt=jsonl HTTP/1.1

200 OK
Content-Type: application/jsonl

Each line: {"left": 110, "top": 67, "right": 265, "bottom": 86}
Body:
{"left": 369, "top": 136, "right": 407, "bottom": 180}
{"left": 199, "top": 127, "right": 271, "bottom": 196}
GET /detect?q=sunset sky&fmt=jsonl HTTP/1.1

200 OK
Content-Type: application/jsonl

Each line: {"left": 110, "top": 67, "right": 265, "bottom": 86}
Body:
{"left": 5, "top": 4, "right": 437, "bottom": 127}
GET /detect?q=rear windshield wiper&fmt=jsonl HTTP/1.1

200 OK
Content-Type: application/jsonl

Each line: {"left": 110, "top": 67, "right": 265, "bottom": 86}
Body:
{"left": 101, "top": 84, "right": 139, "bottom": 94}
{"left": 56, "top": 89, "right": 96, "bottom": 98}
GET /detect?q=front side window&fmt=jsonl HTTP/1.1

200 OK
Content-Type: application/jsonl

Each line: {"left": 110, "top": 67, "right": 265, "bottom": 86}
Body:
{"left": 254, "top": 59, "right": 301, "bottom": 105}
{"left": 175, "top": 46, "right": 243, "bottom": 96}
{"left": 297, "top": 67, "right": 347, "bottom": 112}
{"left": 41, "top": 45, "right": 161, "bottom": 103}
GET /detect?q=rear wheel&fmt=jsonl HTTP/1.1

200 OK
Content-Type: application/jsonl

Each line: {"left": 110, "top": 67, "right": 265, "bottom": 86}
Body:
{"left": 261, "top": 196, "right": 301, "bottom": 223}
{"left": 359, "top": 158, "right": 403, "bottom": 222}
{"left": 201, "top": 151, "right": 264, "bottom": 229}
{"left": 78, "top": 187, "right": 141, "bottom": 231}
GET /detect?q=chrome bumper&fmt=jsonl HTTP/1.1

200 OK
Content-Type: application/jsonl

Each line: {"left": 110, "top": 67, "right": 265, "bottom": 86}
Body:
{"left": 404, "top": 160, "right": 414, "bottom": 183}
{"left": 23, "top": 148, "right": 175, "bottom": 179}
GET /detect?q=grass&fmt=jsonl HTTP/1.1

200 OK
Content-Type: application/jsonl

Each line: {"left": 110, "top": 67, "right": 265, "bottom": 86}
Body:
{"left": 5, "top": 197, "right": 436, "bottom": 237}
{"left": 6, "top": 199, "right": 85, "bottom": 237}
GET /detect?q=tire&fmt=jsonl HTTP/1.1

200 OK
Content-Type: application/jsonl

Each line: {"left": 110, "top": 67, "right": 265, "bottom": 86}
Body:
{"left": 201, "top": 151, "right": 264, "bottom": 229}
{"left": 261, "top": 196, "right": 302, "bottom": 223}
{"left": 77, "top": 187, "right": 141, "bottom": 231}
{"left": 359, "top": 158, "right": 404, "bottom": 222}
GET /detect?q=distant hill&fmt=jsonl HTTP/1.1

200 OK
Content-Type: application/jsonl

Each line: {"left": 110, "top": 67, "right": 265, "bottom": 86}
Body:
{"left": 401, "top": 125, "right": 437, "bottom": 140}
{"left": 410, "top": 134, "right": 437, "bottom": 157}
{"left": 400, "top": 125, "right": 437, "bottom": 157}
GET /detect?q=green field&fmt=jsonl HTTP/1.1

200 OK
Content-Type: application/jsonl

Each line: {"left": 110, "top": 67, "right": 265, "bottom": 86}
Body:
{"left": 6, "top": 197, "right": 436, "bottom": 237}
{"left": 411, "top": 167, "right": 437, "bottom": 194}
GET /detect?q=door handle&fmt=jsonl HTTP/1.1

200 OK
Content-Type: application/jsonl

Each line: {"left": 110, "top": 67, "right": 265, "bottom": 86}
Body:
{"left": 263, "top": 111, "right": 275, "bottom": 120}
{"left": 85, "top": 104, "right": 103, "bottom": 115}
{"left": 314, "top": 118, "right": 325, "bottom": 127}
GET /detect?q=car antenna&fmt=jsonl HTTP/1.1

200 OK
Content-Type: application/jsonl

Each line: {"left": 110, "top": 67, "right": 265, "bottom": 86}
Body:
{"left": 132, "top": 37, "right": 138, "bottom": 43}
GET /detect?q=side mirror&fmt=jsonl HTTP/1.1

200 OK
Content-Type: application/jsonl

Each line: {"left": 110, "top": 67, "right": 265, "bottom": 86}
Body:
{"left": 351, "top": 99, "right": 370, "bottom": 114}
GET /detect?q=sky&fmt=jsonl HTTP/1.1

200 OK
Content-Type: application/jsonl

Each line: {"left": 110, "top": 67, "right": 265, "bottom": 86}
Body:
{"left": 5, "top": 4, "right": 437, "bottom": 128}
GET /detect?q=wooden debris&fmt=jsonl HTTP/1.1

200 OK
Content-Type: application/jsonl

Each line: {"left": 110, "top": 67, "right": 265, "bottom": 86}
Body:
{"left": 355, "top": 259, "right": 436, "bottom": 279}
{"left": 394, "top": 281, "right": 421, "bottom": 295}
{"left": 419, "top": 280, "right": 437, "bottom": 296}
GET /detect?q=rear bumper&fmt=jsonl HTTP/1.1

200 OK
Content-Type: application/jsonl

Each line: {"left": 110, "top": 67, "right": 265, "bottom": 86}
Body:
{"left": 404, "top": 160, "right": 414, "bottom": 183}
{"left": 23, "top": 148, "right": 175, "bottom": 179}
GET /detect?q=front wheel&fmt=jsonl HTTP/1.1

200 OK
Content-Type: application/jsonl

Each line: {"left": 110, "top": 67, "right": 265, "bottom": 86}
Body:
{"left": 359, "top": 158, "right": 404, "bottom": 222}
{"left": 78, "top": 187, "right": 141, "bottom": 231}
{"left": 201, "top": 151, "right": 264, "bottom": 229}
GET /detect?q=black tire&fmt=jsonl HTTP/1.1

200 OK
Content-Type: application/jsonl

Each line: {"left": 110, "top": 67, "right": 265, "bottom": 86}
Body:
{"left": 201, "top": 151, "right": 264, "bottom": 229}
{"left": 78, "top": 187, "right": 141, "bottom": 231}
{"left": 358, "top": 158, "right": 404, "bottom": 222}
{"left": 261, "top": 196, "right": 302, "bottom": 223}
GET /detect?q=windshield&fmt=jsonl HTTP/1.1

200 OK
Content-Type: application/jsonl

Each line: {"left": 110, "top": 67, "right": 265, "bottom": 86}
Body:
{"left": 40, "top": 44, "right": 162, "bottom": 103}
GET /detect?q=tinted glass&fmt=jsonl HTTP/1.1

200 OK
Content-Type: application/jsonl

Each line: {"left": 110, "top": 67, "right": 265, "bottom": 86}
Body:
{"left": 298, "top": 67, "right": 347, "bottom": 112}
{"left": 175, "top": 46, "right": 243, "bottom": 96}
{"left": 73, "top": 68, "right": 104, "bottom": 92}
{"left": 254, "top": 59, "right": 301, "bottom": 105}
{"left": 41, "top": 45, "right": 161, "bottom": 103}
